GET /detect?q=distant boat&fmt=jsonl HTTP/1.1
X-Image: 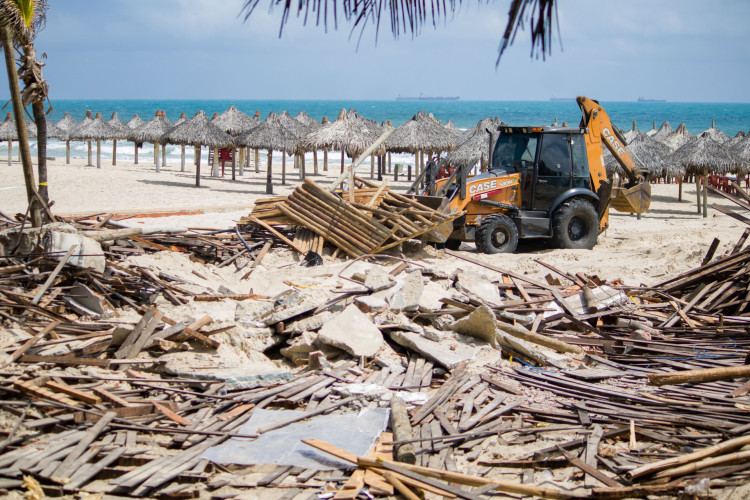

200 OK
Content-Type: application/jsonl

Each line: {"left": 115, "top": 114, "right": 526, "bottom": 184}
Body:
{"left": 549, "top": 97, "right": 576, "bottom": 102}
{"left": 396, "top": 94, "right": 459, "bottom": 101}
{"left": 637, "top": 97, "right": 666, "bottom": 103}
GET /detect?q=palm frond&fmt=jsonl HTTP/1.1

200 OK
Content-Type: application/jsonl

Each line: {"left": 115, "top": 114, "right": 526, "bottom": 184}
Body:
{"left": 240, "top": 0, "right": 559, "bottom": 64}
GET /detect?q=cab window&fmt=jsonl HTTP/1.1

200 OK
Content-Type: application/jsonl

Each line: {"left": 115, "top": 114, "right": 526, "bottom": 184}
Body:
{"left": 538, "top": 134, "right": 571, "bottom": 177}
{"left": 492, "top": 133, "right": 538, "bottom": 172}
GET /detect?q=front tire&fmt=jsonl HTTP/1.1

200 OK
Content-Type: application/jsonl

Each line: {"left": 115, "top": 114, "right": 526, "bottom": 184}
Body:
{"left": 476, "top": 214, "right": 519, "bottom": 254}
{"left": 551, "top": 199, "right": 598, "bottom": 249}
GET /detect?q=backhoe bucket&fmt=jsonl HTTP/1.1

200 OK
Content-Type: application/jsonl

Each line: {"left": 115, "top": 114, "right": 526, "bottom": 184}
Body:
{"left": 403, "top": 194, "right": 454, "bottom": 243}
{"left": 610, "top": 182, "right": 651, "bottom": 214}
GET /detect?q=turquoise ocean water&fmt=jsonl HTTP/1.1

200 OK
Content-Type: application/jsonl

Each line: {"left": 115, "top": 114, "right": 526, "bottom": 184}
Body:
{"left": 8, "top": 99, "right": 750, "bottom": 165}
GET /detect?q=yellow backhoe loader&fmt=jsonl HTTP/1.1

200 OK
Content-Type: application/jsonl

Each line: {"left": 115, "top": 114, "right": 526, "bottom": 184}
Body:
{"left": 419, "top": 96, "right": 651, "bottom": 253}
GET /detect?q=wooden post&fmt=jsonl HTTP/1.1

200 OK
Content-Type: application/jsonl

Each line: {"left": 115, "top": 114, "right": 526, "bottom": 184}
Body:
{"left": 390, "top": 396, "right": 416, "bottom": 464}
{"left": 679, "top": 176, "right": 683, "bottom": 201}
{"left": 313, "top": 151, "right": 318, "bottom": 175}
{"left": 323, "top": 150, "right": 328, "bottom": 171}
{"left": 162, "top": 142, "right": 167, "bottom": 166}
{"left": 696, "top": 175, "right": 702, "bottom": 214}
{"left": 7, "top": 140, "right": 11, "bottom": 166}
{"left": 134, "top": 142, "right": 138, "bottom": 164}
{"left": 195, "top": 143, "right": 201, "bottom": 187}
{"left": 65, "top": 140, "right": 70, "bottom": 164}
{"left": 154, "top": 142, "right": 159, "bottom": 169}
{"left": 212, "top": 147, "right": 219, "bottom": 176}
{"left": 239, "top": 148, "right": 244, "bottom": 176}
{"left": 414, "top": 152, "right": 419, "bottom": 178}
{"left": 377, "top": 154, "right": 383, "bottom": 181}
{"left": 299, "top": 153, "right": 306, "bottom": 181}
{"left": 632, "top": 120, "right": 636, "bottom": 131}
{"left": 254, "top": 149, "right": 259, "bottom": 173}
{"left": 394, "top": 163, "right": 399, "bottom": 181}
{"left": 266, "top": 149, "right": 273, "bottom": 194}
{"left": 388, "top": 152, "right": 392, "bottom": 174}
{"left": 370, "top": 153, "right": 375, "bottom": 179}
{"left": 96, "top": 140, "right": 101, "bottom": 169}
{"left": 408, "top": 164, "right": 412, "bottom": 181}
{"left": 712, "top": 119, "right": 715, "bottom": 129}
{"left": 87, "top": 141, "right": 92, "bottom": 166}
{"left": 702, "top": 174, "right": 708, "bottom": 218}
{"left": 180, "top": 144, "right": 186, "bottom": 172}
{"left": 341, "top": 150, "right": 345, "bottom": 173}
{"left": 282, "top": 150, "right": 287, "bottom": 185}
{"left": 231, "top": 147, "right": 236, "bottom": 181}
{"left": 112, "top": 139, "right": 117, "bottom": 166}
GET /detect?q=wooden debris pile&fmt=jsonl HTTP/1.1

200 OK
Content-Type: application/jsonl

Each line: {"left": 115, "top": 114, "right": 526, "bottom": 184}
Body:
{"left": 239, "top": 176, "right": 462, "bottom": 257}
{"left": 3, "top": 190, "right": 750, "bottom": 498}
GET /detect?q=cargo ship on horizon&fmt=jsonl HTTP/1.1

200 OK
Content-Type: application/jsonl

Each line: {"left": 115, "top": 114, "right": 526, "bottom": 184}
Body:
{"left": 396, "top": 94, "right": 459, "bottom": 101}
{"left": 637, "top": 96, "right": 666, "bottom": 103}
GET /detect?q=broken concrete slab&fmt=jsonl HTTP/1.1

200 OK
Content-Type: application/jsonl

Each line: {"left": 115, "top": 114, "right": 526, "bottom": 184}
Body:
{"left": 161, "top": 349, "right": 291, "bottom": 389}
{"left": 282, "top": 311, "right": 333, "bottom": 335}
{"left": 389, "top": 330, "right": 477, "bottom": 370}
{"left": 280, "top": 331, "right": 343, "bottom": 365}
{"left": 364, "top": 270, "right": 396, "bottom": 292}
{"left": 455, "top": 269, "right": 503, "bottom": 307}
{"left": 418, "top": 280, "right": 452, "bottom": 313}
{"left": 388, "top": 270, "right": 423, "bottom": 312}
{"left": 450, "top": 304, "right": 498, "bottom": 348}
{"left": 355, "top": 295, "right": 388, "bottom": 313}
{"left": 317, "top": 304, "right": 384, "bottom": 358}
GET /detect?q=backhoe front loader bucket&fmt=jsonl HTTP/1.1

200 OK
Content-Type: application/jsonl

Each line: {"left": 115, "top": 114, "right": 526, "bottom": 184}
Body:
{"left": 610, "top": 182, "right": 651, "bottom": 214}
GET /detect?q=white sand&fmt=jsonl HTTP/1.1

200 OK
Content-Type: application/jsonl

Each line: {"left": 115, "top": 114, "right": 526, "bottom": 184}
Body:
{"left": 1, "top": 156, "right": 745, "bottom": 286}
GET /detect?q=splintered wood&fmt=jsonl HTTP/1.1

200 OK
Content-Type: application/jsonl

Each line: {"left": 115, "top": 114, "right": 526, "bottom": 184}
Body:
{"left": 239, "top": 177, "right": 462, "bottom": 257}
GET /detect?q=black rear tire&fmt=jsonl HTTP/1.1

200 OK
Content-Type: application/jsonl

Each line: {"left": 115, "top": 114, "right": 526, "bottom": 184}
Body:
{"left": 551, "top": 199, "right": 598, "bottom": 249}
{"left": 476, "top": 214, "right": 519, "bottom": 254}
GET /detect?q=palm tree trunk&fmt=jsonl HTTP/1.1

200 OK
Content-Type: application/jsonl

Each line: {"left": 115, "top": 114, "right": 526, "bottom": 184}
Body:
{"left": 32, "top": 101, "right": 48, "bottom": 203}
{"left": 2, "top": 26, "right": 40, "bottom": 227}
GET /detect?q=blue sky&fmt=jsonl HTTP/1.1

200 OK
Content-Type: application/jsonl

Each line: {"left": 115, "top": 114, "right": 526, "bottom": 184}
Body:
{"left": 2, "top": 0, "right": 749, "bottom": 102}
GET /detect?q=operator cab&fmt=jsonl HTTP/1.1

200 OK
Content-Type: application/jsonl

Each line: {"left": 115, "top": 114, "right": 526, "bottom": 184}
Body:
{"left": 493, "top": 126, "right": 592, "bottom": 213}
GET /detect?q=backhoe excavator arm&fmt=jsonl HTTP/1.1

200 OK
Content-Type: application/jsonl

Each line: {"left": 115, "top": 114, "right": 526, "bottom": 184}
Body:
{"left": 577, "top": 96, "right": 651, "bottom": 214}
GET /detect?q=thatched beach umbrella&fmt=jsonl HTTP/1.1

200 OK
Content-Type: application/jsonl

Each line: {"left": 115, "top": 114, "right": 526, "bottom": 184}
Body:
{"left": 212, "top": 105, "right": 257, "bottom": 136}
{"left": 107, "top": 112, "right": 130, "bottom": 166}
{"left": 727, "top": 131, "right": 747, "bottom": 149}
{"left": 670, "top": 132, "right": 747, "bottom": 217}
{"left": 55, "top": 112, "right": 77, "bottom": 164}
{"left": 699, "top": 125, "right": 730, "bottom": 144}
{"left": 296, "top": 108, "right": 385, "bottom": 175}
{"left": 728, "top": 134, "right": 750, "bottom": 162}
{"left": 386, "top": 110, "right": 458, "bottom": 178}
{"left": 276, "top": 111, "right": 307, "bottom": 180}
{"left": 0, "top": 113, "right": 17, "bottom": 166}
{"left": 69, "top": 111, "right": 94, "bottom": 166}
{"left": 130, "top": 111, "right": 172, "bottom": 172}
{"left": 163, "top": 112, "right": 188, "bottom": 172}
{"left": 605, "top": 131, "right": 681, "bottom": 179}
{"left": 160, "top": 110, "right": 232, "bottom": 187}
{"left": 212, "top": 106, "right": 257, "bottom": 179}
{"left": 444, "top": 120, "right": 463, "bottom": 140}
{"left": 445, "top": 117, "right": 503, "bottom": 173}
{"left": 651, "top": 121, "right": 673, "bottom": 141}
{"left": 236, "top": 111, "right": 298, "bottom": 194}
{"left": 295, "top": 111, "right": 323, "bottom": 176}
{"left": 69, "top": 113, "right": 120, "bottom": 169}
{"left": 660, "top": 123, "right": 692, "bottom": 153}
{"left": 124, "top": 114, "right": 144, "bottom": 164}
